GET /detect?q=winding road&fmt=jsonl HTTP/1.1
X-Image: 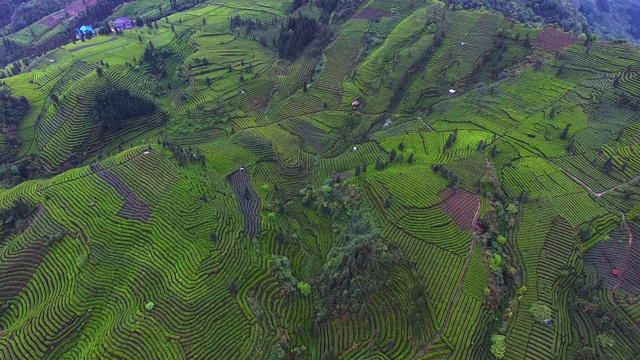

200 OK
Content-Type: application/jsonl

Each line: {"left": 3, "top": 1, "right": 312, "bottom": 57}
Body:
{"left": 564, "top": 171, "right": 640, "bottom": 198}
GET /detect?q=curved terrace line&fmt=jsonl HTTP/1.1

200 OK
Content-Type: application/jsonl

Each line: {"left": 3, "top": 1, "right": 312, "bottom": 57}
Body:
{"left": 611, "top": 213, "right": 634, "bottom": 302}
{"left": 412, "top": 194, "right": 481, "bottom": 360}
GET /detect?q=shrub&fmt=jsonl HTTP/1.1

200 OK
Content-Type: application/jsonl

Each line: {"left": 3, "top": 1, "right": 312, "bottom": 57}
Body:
{"left": 272, "top": 255, "right": 299, "bottom": 293}
{"left": 529, "top": 302, "right": 552, "bottom": 323}
{"left": 268, "top": 344, "right": 286, "bottom": 360}
{"left": 490, "top": 334, "right": 506, "bottom": 359}
{"left": 517, "top": 286, "right": 527, "bottom": 296}
{"left": 597, "top": 333, "right": 615, "bottom": 347}
{"left": 490, "top": 254, "right": 503, "bottom": 271}
{"left": 297, "top": 282, "right": 312, "bottom": 297}
{"left": 312, "top": 182, "right": 405, "bottom": 319}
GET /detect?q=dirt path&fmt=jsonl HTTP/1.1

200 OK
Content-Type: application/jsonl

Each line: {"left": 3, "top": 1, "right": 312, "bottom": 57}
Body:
{"left": 412, "top": 195, "right": 481, "bottom": 360}
{"left": 611, "top": 213, "right": 634, "bottom": 302}
{"left": 70, "top": 37, "right": 118, "bottom": 52}
{"left": 564, "top": 171, "right": 640, "bottom": 198}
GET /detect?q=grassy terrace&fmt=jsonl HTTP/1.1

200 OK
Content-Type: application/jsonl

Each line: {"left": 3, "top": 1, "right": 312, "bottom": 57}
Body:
{"left": 1, "top": 0, "right": 640, "bottom": 358}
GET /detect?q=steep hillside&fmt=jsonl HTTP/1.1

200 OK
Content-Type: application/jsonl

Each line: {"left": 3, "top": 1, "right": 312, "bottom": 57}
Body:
{"left": 455, "top": 0, "right": 639, "bottom": 45}
{"left": 1, "top": 0, "right": 640, "bottom": 359}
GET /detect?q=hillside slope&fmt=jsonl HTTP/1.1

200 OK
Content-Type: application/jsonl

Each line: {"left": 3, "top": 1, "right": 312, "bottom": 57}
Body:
{"left": 1, "top": 0, "right": 640, "bottom": 359}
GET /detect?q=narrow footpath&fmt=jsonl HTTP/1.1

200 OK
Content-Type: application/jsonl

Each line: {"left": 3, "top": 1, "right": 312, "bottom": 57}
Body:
{"left": 564, "top": 172, "right": 640, "bottom": 198}
{"left": 412, "top": 195, "right": 481, "bottom": 359}
{"left": 611, "top": 213, "right": 634, "bottom": 302}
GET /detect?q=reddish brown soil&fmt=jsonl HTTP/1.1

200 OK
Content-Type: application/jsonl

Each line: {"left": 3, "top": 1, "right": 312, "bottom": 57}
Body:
{"left": 534, "top": 27, "right": 578, "bottom": 54}
{"left": 227, "top": 169, "right": 262, "bottom": 238}
{"left": 92, "top": 164, "right": 152, "bottom": 222}
{"left": 40, "top": 12, "right": 66, "bottom": 26}
{"left": 440, "top": 188, "right": 480, "bottom": 231}
{"left": 65, "top": 0, "right": 100, "bottom": 17}
{"left": 354, "top": 8, "right": 390, "bottom": 20}
{"left": 40, "top": 0, "right": 100, "bottom": 27}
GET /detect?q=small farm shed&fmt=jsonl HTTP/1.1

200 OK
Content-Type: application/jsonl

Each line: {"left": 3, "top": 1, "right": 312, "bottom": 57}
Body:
{"left": 352, "top": 100, "right": 360, "bottom": 106}
{"left": 76, "top": 25, "right": 95, "bottom": 36}
{"left": 114, "top": 17, "right": 133, "bottom": 30}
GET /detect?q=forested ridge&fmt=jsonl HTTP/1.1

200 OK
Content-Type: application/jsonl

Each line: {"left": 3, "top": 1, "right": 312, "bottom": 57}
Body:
{"left": 453, "top": 0, "right": 640, "bottom": 44}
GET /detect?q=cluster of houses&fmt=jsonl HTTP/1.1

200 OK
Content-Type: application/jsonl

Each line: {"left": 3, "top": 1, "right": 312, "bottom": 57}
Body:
{"left": 75, "top": 16, "right": 133, "bottom": 39}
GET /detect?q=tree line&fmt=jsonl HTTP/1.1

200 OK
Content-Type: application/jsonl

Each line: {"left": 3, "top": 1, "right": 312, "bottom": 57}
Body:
{"left": 277, "top": 15, "right": 319, "bottom": 60}
{"left": 157, "top": 140, "right": 206, "bottom": 167}
{"left": 0, "top": 88, "right": 30, "bottom": 161}
{"left": 276, "top": 14, "right": 333, "bottom": 61}
{"left": 3, "top": 0, "right": 67, "bottom": 32}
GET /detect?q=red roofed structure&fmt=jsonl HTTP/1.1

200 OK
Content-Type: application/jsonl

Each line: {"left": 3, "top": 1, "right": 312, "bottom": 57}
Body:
{"left": 613, "top": 269, "right": 620, "bottom": 276}
{"left": 352, "top": 100, "right": 360, "bottom": 106}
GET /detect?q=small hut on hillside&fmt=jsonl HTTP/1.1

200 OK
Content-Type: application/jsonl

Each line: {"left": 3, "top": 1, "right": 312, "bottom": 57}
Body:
{"left": 76, "top": 25, "right": 95, "bottom": 39}
{"left": 114, "top": 17, "right": 133, "bottom": 30}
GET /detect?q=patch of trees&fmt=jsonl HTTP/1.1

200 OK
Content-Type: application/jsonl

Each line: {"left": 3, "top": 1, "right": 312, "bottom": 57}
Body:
{"left": 1, "top": 0, "right": 134, "bottom": 69}
{"left": 316, "top": 0, "right": 364, "bottom": 22}
{"left": 158, "top": 140, "right": 206, "bottom": 167}
{"left": 0, "top": 198, "right": 34, "bottom": 231}
{"left": 271, "top": 255, "right": 310, "bottom": 296}
{"left": 0, "top": 0, "right": 207, "bottom": 69}
{"left": 0, "top": 0, "right": 28, "bottom": 29}
{"left": 576, "top": 0, "right": 640, "bottom": 44}
{"left": 229, "top": 15, "right": 277, "bottom": 47}
{"left": 0, "top": 88, "right": 30, "bottom": 161}
{"left": 0, "top": 30, "right": 73, "bottom": 71}
{"left": 431, "top": 164, "right": 460, "bottom": 187}
{"left": 0, "top": 161, "right": 40, "bottom": 188}
{"left": 7, "top": 0, "right": 67, "bottom": 32}
{"left": 444, "top": 128, "right": 458, "bottom": 150}
{"left": 72, "top": 0, "right": 133, "bottom": 31}
{"left": 316, "top": 0, "right": 340, "bottom": 18}
{"left": 302, "top": 180, "right": 406, "bottom": 319}
{"left": 276, "top": 15, "right": 320, "bottom": 60}
{"left": 474, "top": 163, "right": 526, "bottom": 345}
{"left": 229, "top": 15, "right": 268, "bottom": 33}
{"left": 291, "top": 0, "right": 309, "bottom": 12}
{"left": 570, "top": 275, "right": 638, "bottom": 356}
{"left": 140, "top": 41, "right": 178, "bottom": 77}
{"left": 454, "top": 0, "right": 586, "bottom": 35}
{"left": 93, "top": 89, "right": 155, "bottom": 133}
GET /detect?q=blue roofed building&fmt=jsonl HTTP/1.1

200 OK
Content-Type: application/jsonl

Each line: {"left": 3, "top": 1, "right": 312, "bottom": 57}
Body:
{"left": 76, "top": 25, "right": 95, "bottom": 37}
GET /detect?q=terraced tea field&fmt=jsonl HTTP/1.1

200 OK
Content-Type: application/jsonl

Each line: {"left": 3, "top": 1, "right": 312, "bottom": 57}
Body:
{"left": 1, "top": 0, "right": 640, "bottom": 359}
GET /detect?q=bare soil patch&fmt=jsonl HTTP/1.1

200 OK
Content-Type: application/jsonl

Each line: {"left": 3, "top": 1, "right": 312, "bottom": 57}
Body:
{"left": 585, "top": 225, "right": 640, "bottom": 297}
{"left": 40, "top": 0, "right": 99, "bottom": 27}
{"left": 65, "top": 0, "right": 99, "bottom": 17}
{"left": 92, "top": 164, "right": 152, "bottom": 222}
{"left": 0, "top": 239, "right": 48, "bottom": 299}
{"left": 227, "top": 169, "right": 262, "bottom": 238}
{"left": 534, "top": 27, "right": 578, "bottom": 54}
{"left": 40, "top": 12, "right": 66, "bottom": 27}
{"left": 440, "top": 188, "right": 480, "bottom": 231}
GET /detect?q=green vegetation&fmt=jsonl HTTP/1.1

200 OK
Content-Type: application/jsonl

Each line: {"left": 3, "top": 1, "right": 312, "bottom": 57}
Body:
{"left": 94, "top": 89, "right": 156, "bottom": 133}
{"left": 0, "top": 88, "right": 29, "bottom": 161}
{"left": 0, "top": 0, "right": 639, "bottom": 358}
{"left": 529, "top": 301, "right": 553, "bottom": 323}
